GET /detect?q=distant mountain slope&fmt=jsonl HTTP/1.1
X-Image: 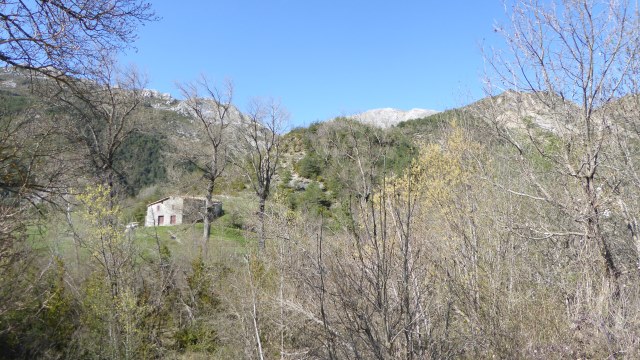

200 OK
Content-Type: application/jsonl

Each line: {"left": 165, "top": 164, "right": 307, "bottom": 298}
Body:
{"left": 142, "top": 89, "right": 247, "bottom": 124}
{"left": 464, "top": 90, "right": 581, "bottom": 134}
{"left": 349, "top": 108, "right": 439, "bottom": 128}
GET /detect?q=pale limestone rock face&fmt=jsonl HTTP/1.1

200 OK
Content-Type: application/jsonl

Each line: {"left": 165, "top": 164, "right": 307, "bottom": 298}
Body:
{"left": 0, "top": 80, "right": 16, "bottom": 88}
{"left": 350, "top": 108, "right": 440, "bottom": 128}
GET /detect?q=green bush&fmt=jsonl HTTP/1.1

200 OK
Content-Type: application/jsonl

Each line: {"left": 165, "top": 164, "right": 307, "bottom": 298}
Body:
{"left": 295, "top": 153, "right": 324, "bottom": 179}
{"left": 218, "top": 210, "right": 244, "bottom": 230}
{"left": 174, "top": 322, "right": 218, "bottom": 353}
{"left": 287, "top": 182, "right": 332, "bottom": 216}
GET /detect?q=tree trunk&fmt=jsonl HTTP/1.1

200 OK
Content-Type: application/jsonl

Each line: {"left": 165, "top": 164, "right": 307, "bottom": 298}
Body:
{"left": 258, "top": 197, "right": 266, "bottom": 250}
{"left": 203, "top": 180, "right": 214, "bottom": 257}
{"left": 585, "top": 176, "right": 620, "bottom": 294}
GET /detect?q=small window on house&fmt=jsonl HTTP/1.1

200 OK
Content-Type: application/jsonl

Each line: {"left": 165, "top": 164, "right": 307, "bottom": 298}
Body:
{"left": 157, "top": 205, "right": 160, "bottom": 211}
{"left": 157, "top": 215, "right": 164, "bottom": 225}
{"left": 170, "top": 215, "right": 176, "bottom": 225}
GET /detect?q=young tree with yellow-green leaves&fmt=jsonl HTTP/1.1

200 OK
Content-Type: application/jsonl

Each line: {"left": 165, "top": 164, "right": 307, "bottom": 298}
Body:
{"left": 0, "top": 0, "right": 156, "bottom": 356}
{"left": 290, "top": 123, "right": 496, "bottom": 358}
{"left": 73, "top": 184, "right": 145, "bottom": 359}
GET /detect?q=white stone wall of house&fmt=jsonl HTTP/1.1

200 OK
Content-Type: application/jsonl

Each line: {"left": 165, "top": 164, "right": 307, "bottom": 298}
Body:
{"left": 145, "top": 197, "right": 185, "bottom": 226}
{"left": 145, "top": 196, "right": 220, "bottom": 227}
{"left": 144, "top": 202, "right": 159, "bottom": 227}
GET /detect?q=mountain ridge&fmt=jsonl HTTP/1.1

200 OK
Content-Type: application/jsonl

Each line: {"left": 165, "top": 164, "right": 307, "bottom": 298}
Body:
{"left": 348, "top": 107, "right": 440, "bottom": 128}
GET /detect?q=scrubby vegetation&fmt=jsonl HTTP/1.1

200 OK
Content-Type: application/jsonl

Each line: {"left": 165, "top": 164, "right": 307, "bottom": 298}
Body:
{"left": 2, "top": 0, "right": 640, "bottom": 359}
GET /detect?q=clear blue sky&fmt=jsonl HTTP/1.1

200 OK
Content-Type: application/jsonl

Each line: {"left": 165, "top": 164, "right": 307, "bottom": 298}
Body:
{"left": 121, "top": 1, "right": 509, "bottom": 127}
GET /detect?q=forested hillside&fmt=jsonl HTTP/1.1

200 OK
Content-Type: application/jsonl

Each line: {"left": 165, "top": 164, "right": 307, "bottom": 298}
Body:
{"left": 1, "top": 0, "right": 640, "bottom": 359}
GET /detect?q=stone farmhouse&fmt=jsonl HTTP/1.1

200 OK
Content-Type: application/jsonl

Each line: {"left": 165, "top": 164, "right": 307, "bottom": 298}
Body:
{"left": 145, "top": 196, "right": 222, "bottom": 227}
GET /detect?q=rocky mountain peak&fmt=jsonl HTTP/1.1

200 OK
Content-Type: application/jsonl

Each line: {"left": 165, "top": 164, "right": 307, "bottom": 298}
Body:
{"left": 350, "top": 108, "right": 440, "bottom": 128}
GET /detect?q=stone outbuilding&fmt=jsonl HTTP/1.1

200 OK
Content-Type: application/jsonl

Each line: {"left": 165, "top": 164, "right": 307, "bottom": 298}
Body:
{"left": 145, "top": 196, "right": 222, "bottom": 227}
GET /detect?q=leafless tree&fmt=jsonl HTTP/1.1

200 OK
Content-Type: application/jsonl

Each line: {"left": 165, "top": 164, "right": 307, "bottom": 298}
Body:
{"left": 479, "top": 0, "right": 640, "bottom": 355}
{"left": 0, "top": 0, "right": 155, "bottom": 77}
{"left": 0, "top": 99, "right": 72, "bottom": 324}
{"left": 484, "top": 0, "right": 640, "bottom": 293}
{"left": 236, "top": 97, "right": 288, "bottom": 250}
{"left": 48, "top": 55, "right": 147, "bottom": 198}
{"left": 0, "top": 101, "right": 71, "bottom": 202}
{"left": 177, "top": 77, "right": 233, "bottom": 255}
